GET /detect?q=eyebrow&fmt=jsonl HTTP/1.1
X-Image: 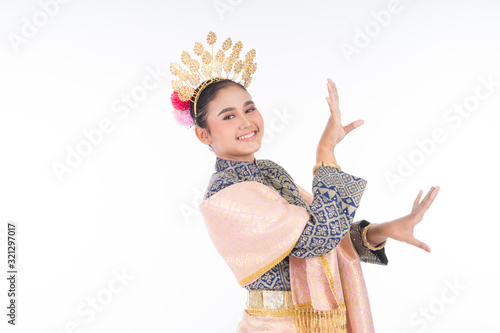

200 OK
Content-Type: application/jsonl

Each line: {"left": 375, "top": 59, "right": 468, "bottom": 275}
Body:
{"left": 218, "top": 100, "right": 255, "bottom": 117}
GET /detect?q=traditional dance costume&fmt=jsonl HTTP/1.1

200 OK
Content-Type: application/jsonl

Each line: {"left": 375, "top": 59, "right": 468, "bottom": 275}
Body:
{"left": 169, "top": 31, "right": 389, "bottom": 332}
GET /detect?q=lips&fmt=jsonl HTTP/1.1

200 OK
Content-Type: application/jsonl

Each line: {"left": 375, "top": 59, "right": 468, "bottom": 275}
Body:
{"left": 237, "top": 130, "right": 257, "bottom": 140}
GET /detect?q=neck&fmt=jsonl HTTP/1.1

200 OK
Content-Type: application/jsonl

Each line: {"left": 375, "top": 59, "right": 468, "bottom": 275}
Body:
{"left": 217, "top": 154, "right": 256, "bottom": 164}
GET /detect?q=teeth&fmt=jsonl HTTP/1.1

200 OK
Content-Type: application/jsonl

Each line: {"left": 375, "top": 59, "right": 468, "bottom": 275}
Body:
{"left": 238, "top": 131, "right": 256, "bottom": 140}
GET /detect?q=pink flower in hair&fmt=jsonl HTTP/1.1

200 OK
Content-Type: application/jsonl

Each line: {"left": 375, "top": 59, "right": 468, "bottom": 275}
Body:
{"left": 170, "top": 91, "right": 191, "bottom": 111}
{"left": 172, "top": 109, "right": 195, "bottom": 127}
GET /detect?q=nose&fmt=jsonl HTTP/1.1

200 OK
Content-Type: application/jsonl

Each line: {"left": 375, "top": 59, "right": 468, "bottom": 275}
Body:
{"left": 239, "top": 113, "right": 252, "bottom": 128}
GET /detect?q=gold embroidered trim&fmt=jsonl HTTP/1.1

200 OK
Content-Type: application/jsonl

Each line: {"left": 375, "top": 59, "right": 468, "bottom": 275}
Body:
{"left": 246, "top": 293, "right": 347, "bottom": 331}
{"left": 319, "top": 254, "right": 340, "bottom": 303}
{"left": 238, "top": 242, "right": 297, "bottom": 286}
{"left": 293, "top": 303, "right": 347, "bottom": 333}
{"left": 294, "top": 302, "right": 313, "bottom": 310}
{"left": 246, "top": 307, "right": 295, "bottom": 317}
{"left": 294, "top": 302, "right": 346, "bottom": 311}
{"left": 313, "top": 161, "right": 342, "bottom": 175}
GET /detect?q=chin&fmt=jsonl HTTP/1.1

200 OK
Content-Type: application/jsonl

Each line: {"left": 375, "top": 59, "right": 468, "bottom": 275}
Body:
{"left": 243, "top": 146, "right": 261, "bottom": 154}
{"left": 235, "top": 143, "right": 262, "bottom": 155}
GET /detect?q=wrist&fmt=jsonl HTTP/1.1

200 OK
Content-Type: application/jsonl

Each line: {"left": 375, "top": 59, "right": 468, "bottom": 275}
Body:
{"left": 364, "top": 223, "right": 388, "bottom": 249}
{"left": 317, "top": 142, "right": 336, "bottom": 152}
{"left": 316, "top": 145, "right": 337, "bottom": 164}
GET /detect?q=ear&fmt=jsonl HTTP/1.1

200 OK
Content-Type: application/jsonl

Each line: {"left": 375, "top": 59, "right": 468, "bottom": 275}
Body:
{"left": 194, "top": 125, "right": 212, "bottom": 146}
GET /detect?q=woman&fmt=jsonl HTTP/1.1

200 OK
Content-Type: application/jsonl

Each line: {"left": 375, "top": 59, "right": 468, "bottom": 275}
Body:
{"left": 170, "top": 32, "right": 440, "bottom": 332}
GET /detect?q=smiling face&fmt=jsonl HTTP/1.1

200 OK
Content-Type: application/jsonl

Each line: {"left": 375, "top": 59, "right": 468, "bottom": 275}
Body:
{"left": 194, "top": 84, "right": 264, "bottom": 163}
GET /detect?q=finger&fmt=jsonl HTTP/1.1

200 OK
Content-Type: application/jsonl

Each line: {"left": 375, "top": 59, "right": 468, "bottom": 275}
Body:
{"left": 406, "top": 235, "right": 431, "bottom": 253}
{"left": 329, "top": 79, "right": 338, "bottom": 94}
{"left": 419, "top": 185, "right": 440, "bottom": 213}
{"left": 344, "top": 119, "right": 364, "bottom": 135}
{"left": 416, "top": 186, "right": 436, "bottom": 210}
{"left": 327, "top": 80, "right": 339, "bottom": 103}
{"left": 418, "top": 186, "right": 439, "bottom": 210}
{"left": 325, "top": 97, "right": 335, "bottom": 114}
{"left": 352, "top": 119, "right": 364, "bottom": 129}
{"left": 326, "top": 84, "right": 334, "bottom": 107}
{"left": 327, "top": 80, "right": 333, "bottom": 96}
{"left": 412, "top": 190, "right": 423, "bottom": 212}
{"left": 330, "top": 83, "right": 338, "bottom": 102}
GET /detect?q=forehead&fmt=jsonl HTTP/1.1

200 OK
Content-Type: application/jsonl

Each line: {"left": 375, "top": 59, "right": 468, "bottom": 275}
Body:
{"left": 211, "top": 85, "right": 251, "bottom": 106}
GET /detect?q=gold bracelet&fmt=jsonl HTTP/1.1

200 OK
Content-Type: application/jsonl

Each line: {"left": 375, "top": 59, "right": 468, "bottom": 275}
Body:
{"left": 362, "top": 223, "right": 387, "bottom": 251}
{"left": 313, "top": 161, "right": 341, "bottom": 175}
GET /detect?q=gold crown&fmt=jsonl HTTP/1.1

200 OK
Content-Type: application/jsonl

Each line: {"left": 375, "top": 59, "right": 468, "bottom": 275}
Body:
{"left": 170, "top": 31, "right": 257, "bottom": 117}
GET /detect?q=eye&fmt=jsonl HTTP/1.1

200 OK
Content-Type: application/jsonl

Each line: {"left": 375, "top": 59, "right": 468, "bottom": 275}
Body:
{"left": 223, "top": 108, "right": 256, "bottom": 120}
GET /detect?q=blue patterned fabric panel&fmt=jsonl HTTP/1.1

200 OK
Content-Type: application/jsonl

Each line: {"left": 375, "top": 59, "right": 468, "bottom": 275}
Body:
{"left": 290, "top": 165, "right": 366, "bottom": 259}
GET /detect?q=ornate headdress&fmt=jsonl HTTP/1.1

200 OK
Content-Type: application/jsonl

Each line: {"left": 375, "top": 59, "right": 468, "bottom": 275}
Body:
{"left": 170, "top": 31, "right": 257, "bottom": 129}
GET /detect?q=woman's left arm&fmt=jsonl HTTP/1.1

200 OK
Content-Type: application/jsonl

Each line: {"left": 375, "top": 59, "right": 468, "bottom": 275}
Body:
{"left": 365, "top": 186, "right": 440, "bottom": 253}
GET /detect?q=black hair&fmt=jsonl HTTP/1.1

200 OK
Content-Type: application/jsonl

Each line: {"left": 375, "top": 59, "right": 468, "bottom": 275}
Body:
{"left": 190, "top": 79, "right": 247, "bottom": 151}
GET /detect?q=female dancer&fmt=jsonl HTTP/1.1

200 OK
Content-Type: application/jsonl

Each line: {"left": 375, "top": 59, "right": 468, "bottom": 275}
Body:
{"left": 170, "top": 32, "right": 440, "bottom": 332}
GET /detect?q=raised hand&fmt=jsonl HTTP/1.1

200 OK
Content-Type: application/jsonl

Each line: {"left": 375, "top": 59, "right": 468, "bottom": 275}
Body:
{"left": 320, "top": 78, "right": 364, "bottom": 150}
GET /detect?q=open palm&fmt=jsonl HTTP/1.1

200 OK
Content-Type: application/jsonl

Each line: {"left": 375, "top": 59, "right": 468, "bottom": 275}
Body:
{"left": 387, "top": 186, "right": 441, "bottom": 252}
{"left": 324, "top": 78, "right": 364, "bottom": 148}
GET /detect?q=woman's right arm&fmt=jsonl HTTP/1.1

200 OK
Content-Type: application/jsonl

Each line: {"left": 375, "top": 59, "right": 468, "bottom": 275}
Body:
{"left": 290, "top": 78, "right": 368, "bottom": 259}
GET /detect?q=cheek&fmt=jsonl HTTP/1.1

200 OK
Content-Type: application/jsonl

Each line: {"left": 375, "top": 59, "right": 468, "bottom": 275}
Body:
{"left": 210, "top": 120, "right": 236, "bottom": 138}
{"left": 254, "top": 111, "right": 264, "bottom": 128}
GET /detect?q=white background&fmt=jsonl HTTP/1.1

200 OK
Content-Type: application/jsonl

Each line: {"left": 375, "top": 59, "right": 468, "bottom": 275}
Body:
{"left": 1, "top": 0, "right": 499, "bottom": 332}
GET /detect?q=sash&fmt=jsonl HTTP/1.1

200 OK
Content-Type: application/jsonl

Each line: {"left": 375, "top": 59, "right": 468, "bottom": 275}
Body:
{"left": 198, "top": 181, "right": 374, "bottom": 332}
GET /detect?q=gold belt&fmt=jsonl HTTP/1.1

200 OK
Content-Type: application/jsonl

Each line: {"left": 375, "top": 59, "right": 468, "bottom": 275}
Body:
{"left": 246, "top": 289, "right": 295, "bottom": 317}
{"left": 246, "top": 289, "right": 348, "bottom": 332}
